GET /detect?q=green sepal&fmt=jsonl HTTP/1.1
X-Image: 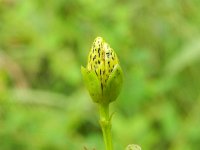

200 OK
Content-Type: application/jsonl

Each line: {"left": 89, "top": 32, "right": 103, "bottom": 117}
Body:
{"left": 81, "top": 66, "right": 102, "bottom": 103}
{"left": 103, "top": 64, "right": 123, "bottom": 103}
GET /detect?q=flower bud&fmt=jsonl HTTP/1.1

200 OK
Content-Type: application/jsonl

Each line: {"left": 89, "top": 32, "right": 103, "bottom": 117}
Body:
{"left": 126, "top": 144, "right": 142, "bottom": 150}
{"left": 81, "top": 37, "right": 123, "bottom": 104}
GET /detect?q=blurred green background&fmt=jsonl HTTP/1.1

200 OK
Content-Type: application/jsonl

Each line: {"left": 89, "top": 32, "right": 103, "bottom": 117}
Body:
{"left": 0, "top": 0, "right": 200, "bottom": 150}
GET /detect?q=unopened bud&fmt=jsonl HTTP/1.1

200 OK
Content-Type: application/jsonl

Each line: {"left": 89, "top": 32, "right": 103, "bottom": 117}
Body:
{"left": 81, "top": 37, "right": 123, "bottom": 104}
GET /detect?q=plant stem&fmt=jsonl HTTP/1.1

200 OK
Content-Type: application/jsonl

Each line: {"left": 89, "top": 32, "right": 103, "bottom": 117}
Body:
{"left": 99, "top": 103, "right": 113, "bottom": 150}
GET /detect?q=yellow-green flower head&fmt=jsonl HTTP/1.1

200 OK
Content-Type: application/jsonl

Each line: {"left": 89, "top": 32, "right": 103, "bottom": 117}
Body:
{"left": 81, "top": 37, "right": 123, "bottom": 104}
{"left": 87, "top": 37, "right": 119, "bottom": 88}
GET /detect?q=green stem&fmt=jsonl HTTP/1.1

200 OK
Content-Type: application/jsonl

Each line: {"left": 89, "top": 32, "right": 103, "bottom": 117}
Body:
{"left": 99, "top": 103, "right": 113, "bottom": 150}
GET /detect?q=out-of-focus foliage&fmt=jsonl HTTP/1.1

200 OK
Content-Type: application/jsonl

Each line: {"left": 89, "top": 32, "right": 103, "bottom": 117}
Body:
{"left": 0, "top": 0, "right": 200, "bottom": 150}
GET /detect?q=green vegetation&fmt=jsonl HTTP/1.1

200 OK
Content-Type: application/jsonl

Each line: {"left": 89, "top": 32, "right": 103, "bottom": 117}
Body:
{"left": 0, "top": 0, "right": 200, "bottom": 150}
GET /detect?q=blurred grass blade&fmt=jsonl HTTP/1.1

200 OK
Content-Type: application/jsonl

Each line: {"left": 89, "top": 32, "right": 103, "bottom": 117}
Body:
{"left": 165, "top": 38, "right": 200, "bottom": 75}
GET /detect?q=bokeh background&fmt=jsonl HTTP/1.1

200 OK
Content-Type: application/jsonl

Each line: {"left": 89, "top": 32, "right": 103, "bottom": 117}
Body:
{"left": 0, "top": 0, "right": 200, "bottom": 150}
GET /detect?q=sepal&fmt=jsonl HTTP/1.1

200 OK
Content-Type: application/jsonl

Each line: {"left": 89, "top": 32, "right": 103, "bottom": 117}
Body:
{"left": 81, "top": 66, "right": 102, "bottom": 103}
{"left": 103, "top": 64, "right": 123, "bottom": 103}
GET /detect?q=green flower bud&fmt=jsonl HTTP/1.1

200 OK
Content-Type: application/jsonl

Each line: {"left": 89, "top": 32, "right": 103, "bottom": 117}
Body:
{"left": 81, "top": 37, "right": 123, "bottom": 104}
{"left": 126, "top": 144, "right": 142, "bottom": 150}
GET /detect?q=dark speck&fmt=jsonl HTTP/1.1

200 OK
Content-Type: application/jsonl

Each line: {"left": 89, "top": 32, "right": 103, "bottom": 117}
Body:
{"left": 93, "top": 55, "right": 96, "bottom": 61}
{"left": 106, "top": 52, "right": 110, "bottom": 56}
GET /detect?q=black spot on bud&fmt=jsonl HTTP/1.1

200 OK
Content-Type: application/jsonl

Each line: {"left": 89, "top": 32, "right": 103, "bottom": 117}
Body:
{"left": 95, "top": 70, "right": 97, "bottom": 75}
{"left": 93, "top": 55, "right": 96, "bottom": 61}
{"left": 98, "top": 48, "right": 100, "bottom": 55}
{"left": 106, "top": 52, "right": 110, "bottom": 58}
{"left": 108, "top": 61, "right": 110, "bottom": 67}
